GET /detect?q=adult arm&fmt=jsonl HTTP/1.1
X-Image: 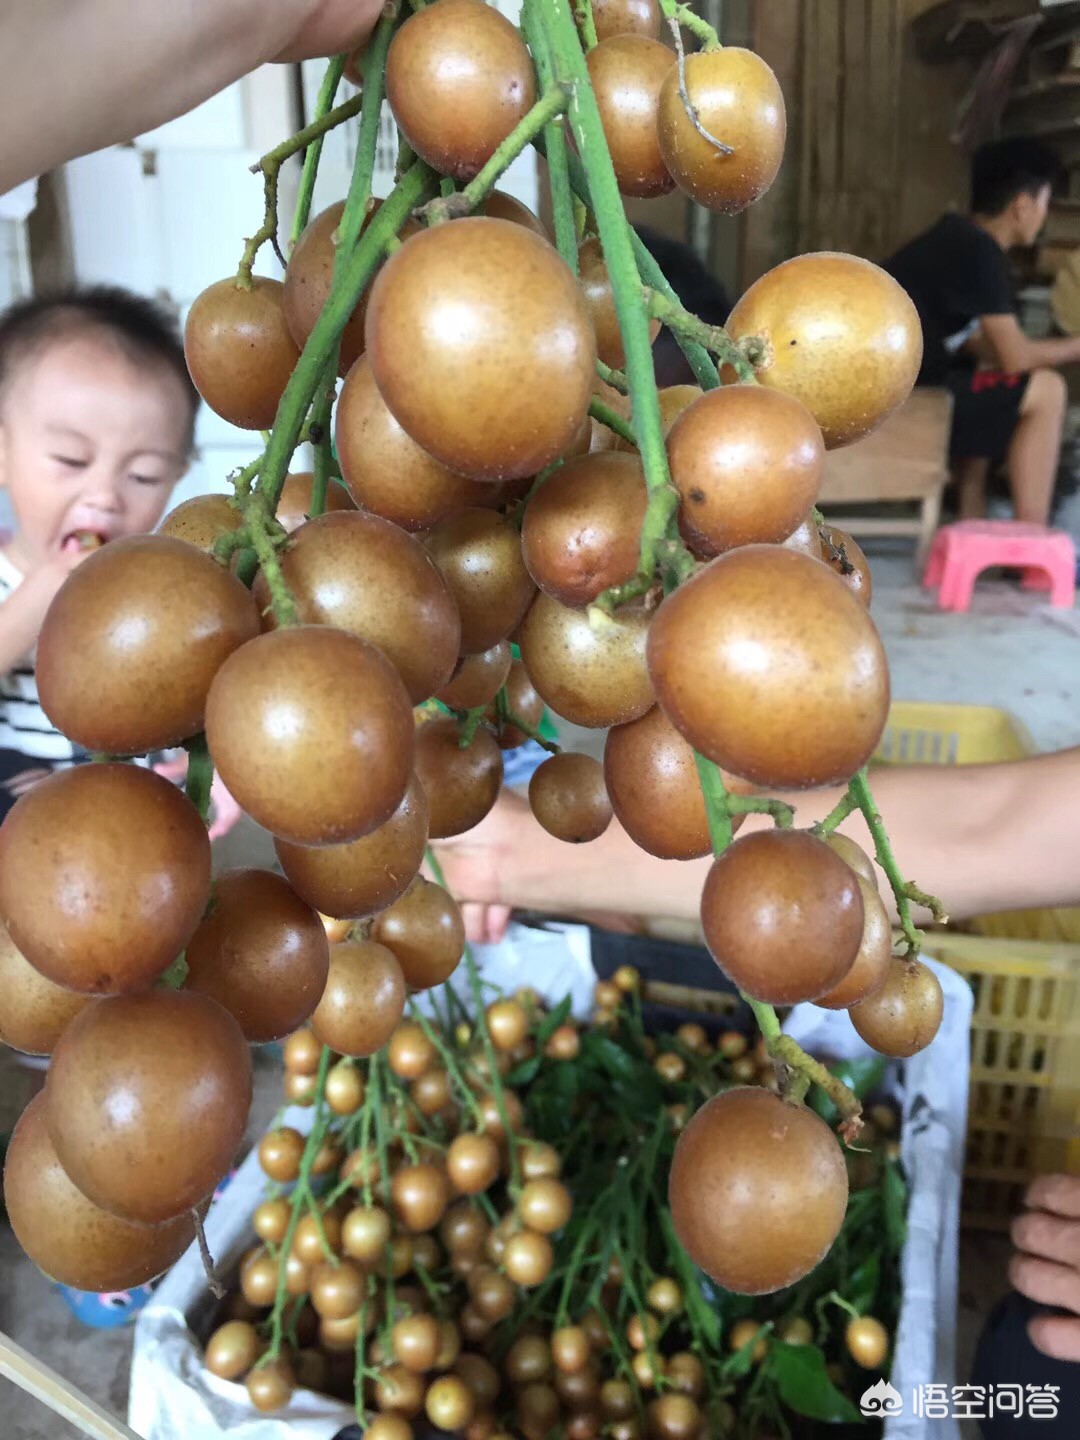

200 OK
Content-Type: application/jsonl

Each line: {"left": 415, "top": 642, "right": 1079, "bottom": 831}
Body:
{"left": 978, "top": 314, "right": 1080, "bottom": 374}
{"left": 434, "top": 747, "right": 1080, "bottom": 932}
{"left": 0, "top": 0, "right": 383, "bottom": 192}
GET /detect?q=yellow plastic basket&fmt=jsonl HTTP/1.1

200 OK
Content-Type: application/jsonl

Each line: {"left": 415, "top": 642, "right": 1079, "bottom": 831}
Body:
{"left": 877, "top": 702, "right": 1080, "bottom": 1229}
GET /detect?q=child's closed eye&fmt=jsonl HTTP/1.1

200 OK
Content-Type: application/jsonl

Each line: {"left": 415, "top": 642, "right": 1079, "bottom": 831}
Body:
{"left": 52, "top": 455, "right": 87, "bottom": 469}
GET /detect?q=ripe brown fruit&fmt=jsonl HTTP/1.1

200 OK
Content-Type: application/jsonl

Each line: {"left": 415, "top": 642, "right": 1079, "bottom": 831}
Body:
{"left": 482, "top": 189, "right": 548, "bottom": 236}
{"left": 275, "top": 774, "right": 429, "bottom": 921}
{"left": 700, "top": 830, "right": 864, "bottom": 1004}
{"left": 205, "top": 1320, "right": 260, "bottom": 1380}
{"left": 727, "top": 253, "right": 922, "bottom": 448}
{"left": 342, "top": 1205, "right": 391, "bottom": 1263}
{"left": 414, "top": 717, "right": 503, "bottom": 839}
{"left": 259, "top": 510, "right": 460, "bottom": 703}
{"left": 310, "top": 940, "right": 406, "bottom": 1057}
{"left": 667, "top": 387, "right": 823, "bottom": 556}
{"left": 426, "top": 1373, "right": 476, "bottom": 1431}
{"left": 821, "top": 524, "right": 873, "bottom": 607}
{"left": 848, "top": 958, "right": 944, "bottom": 1057}
{"left": 184, "top": 276, "right": 299, "bottom": 428}
{"left": 444, "top": 1203, "right": 491, "bottom": 1258}
{"left": 362, "top": 1416, "right": 413, "bottom": 1440}
{"left": 823, "top": 832, "right": 877, "bottom": 885}
{"left": 447, "top": 1133, "right": 501, "bottom": 1195}
{"left": 393, "top": 1312, "right": 441, "bottom": 1373}
{"left": 253, "top": 1198, "right": 290, "bottom": 1245}
{"left": 205, "top": 626, "right": 414, "bottom": 845}
{"left": 374, "top": 878, "right": 465, "bottom": 990}
{"left": 647, "top": 1394, "right": 703, "bottom": 1440}
{"left": 294, "top": 1209, "right": 342, "bottom": 1263}
{"left": 275, "top": 470, "right": 356, "bottom": 532}
{"left": 503, "top": 1230, "right": 554, "bottom": 1287}
{"left": 486, "top": 998, "right": 529, "bottom": 1052}
{"left": 587, "top": 37, "right": 675, "bottom": 198}
{"left": 521, "top": 452, "right": 646, "bottom": 607}
{"left": 669, "top": 1087, "right": 848, "bottom": 1293}
{"left": 412, "top": 1067, "right": 453, "bottom": 1118}
{"left": 387, "top": 1020, "right": 437, "bottom": 1079}
{"left": 518, "top": 1177, "right": 573, "bottom": 1234}
{"left": 0, "top": 921, "right": 94, "bottom": 1055}
{"left": 657, "top": 49, "right": 785, "bottom": 214}
{"left": 259, "top": 1128, "right": 306, "bottom": 1182}
{"left": 386, "top": 0, "right": 536, "bottom": 180}
{"left": 366, "top": 219, "right": 596, "bottom": 481}
{"left": 247, "top": 1356, "right": 295, "bottom": 1413}
{"left": 47, "top": 990, "right": 252, "bottom": 1223}
{"left": 529, "top": 753, "right": 612, "bottom": 843}
{"left": 3, "top": 1094, "right": 198, "bottom": 1290}
{"left": 578, "top": 237, "right": 660, "bottom": 369}
{"left": 310, "top": 1258, "right": 365, "bottom": 1319}
{"left": 336, "top": 357, "right": 488, "bottom": 530}
{"left": 158, "top": 493, "right": 243, "bottom": 555}
{"left": 647, "top": 546, "right": 889, "bottom": 788}
{"left": 518, "top": 591, "right": 652, "bottom": 729}
{"left": 436, "top": 642, "right": 513, "bottom": 710}
{"left": 184, "top": 869, "right": 329, "bottom": 1043}
{"left": 593, "top": 0, "right": 661, "bottom": 40}
{"left": 37, "top": 534, "right": 259, "bottom": 754}
{"left": 425, "top": 508, "right": 535, "bottom": 654}
{"left": 392, "top": 1162, "right": 451, "bottom": 1233}
{"left": 605, "top": 705, "right": 716, "bottom": 860}
{"left": 283, "top": 201, "right": 393, "bottom": 377}
{"left": 815, "top": 876, "right": 893, "bottom": 1009}
{"left": 325, "top": 1060, "right": 365, "bottom": 1116}
{"left": 0, "top": 764, "right": 210, "bottom": 994}
{"left": 552, "top": 1325, "right": 591, "bottom": 1374}
{"left": 283, "top": 1028, "right": 321, "bottom": 1075}
{"left": 845, "top": 1315, "right": 889, "bottom": 1369}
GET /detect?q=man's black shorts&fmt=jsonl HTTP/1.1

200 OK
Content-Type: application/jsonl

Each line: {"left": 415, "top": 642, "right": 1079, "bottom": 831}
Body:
{"left": 948, "top": 368, "right": 1031, "bottom": 461}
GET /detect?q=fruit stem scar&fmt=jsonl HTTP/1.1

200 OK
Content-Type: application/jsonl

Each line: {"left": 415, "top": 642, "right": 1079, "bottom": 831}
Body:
{"left": 769, "top": 1037, "right": 863, "bottom": 1131}
{"left": 846, "top": 768, "right": 947, "bottom": 954}
{"left": 664, "top": 17, "right": 733, "bottom": 158}
{"left": 596, "top": 359, "right": 628, "bottom": 392}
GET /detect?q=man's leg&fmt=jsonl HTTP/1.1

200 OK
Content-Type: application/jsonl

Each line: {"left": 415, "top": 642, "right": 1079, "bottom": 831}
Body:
{"left": 955, "top": 457, "right": 990, "bottom": 519}
{"left": 1008, "top": 369, "right": 1068, "bottom": 525}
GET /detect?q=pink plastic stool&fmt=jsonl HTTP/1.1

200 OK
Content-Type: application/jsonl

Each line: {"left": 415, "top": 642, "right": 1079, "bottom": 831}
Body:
{"left": 922, "top": 520, "right": 1076, "bottom": 612}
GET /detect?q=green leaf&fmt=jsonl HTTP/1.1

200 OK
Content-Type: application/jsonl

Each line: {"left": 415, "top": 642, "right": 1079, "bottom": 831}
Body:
{"left": 535, "top": 995, "right": 572, "bottom": 1047}
{"left": 587, "top": 1032, "right": 644, "bottom": 1082}
{"left": 721, "top": 1323, "right": 772, "bottom": 1380}
{"left": 848, "top": 1253, "right": 880, "bottom": 1315}
{"left": 766, "top": 1341, "right": 862, "bottom": 1423}
{"left": 659, "top": 1211, "right": 722, "bottom": 1349}
{"left": 505, "top": 1055, "right": 541, "bottom": 1087}
{"left": 883, "top": 1160, "right": 908, "bottom": 1250}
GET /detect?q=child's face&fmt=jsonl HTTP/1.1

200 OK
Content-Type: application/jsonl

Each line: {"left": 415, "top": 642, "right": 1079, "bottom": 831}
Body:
{"left": 0, "top": 333, "right": 191, "bottom": 572}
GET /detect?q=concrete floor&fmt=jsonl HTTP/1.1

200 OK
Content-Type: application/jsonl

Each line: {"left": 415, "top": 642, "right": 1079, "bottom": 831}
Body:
{"left": 1, "top": 536, "right": 1077, "bottom": 1437}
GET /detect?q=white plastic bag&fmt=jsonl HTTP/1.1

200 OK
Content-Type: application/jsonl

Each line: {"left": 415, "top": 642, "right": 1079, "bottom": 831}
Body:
{"left": 130, "top": 928, "right": 972, "bottom": 1439}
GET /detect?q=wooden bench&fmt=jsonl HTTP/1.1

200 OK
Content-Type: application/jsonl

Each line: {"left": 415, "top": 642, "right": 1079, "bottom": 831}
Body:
{"left": 817, "top": 388, "right": 954, "bottom": 569}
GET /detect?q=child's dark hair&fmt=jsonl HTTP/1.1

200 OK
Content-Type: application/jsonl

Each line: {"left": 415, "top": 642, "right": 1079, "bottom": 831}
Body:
{"left": 971, "top": 137, "right": 1066, "bottom": 219}
{"left": 0, "top": 285, "right": 199, "bottom": 450}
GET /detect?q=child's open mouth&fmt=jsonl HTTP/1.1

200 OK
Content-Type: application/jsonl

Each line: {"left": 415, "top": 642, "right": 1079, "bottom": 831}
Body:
{"left": 61, "top": 529, "right": 109, "bottom": 554}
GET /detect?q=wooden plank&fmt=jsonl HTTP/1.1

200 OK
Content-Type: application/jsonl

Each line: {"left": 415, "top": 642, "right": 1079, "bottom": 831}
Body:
{"left": 798, "top": 0, "right": 819, "bottom": 250}
{"left": 0, "top": 1334, "right": 141, "bottom": 1440}
{"left": 842, "top": 0, "right": 871, "bottom": 253}
{"left": 813, "top": 0, "right": 844, "bottom": 251}
{"left": 741, "top": 0, "right": 802, "bottom": 286}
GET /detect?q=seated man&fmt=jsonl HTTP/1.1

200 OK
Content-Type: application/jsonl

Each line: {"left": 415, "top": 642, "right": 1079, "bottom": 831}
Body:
{"left": 886, "top": 137, "right": 1080, "bottom": 525}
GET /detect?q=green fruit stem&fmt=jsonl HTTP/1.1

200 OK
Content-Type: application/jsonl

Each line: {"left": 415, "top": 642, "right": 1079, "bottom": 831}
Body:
{"left": 588, "top": 395, "right": 636, "bottom": 446}
{"left": 847, "top": 768, "right": 947, "bottom": 954}
{"left": 645, "top": 288, "right": 758, "bottom": 382}
{"left": 290, "top": 55, "right": 348, "bottom": 249}
{"left": 237, "top": 85, "right": 363, "bottom": 283}
{"left": 660, "top": 0, "right": 722, "bottom": 51}
{"left": 575, "top": 0, "right": 599, "bottom": 50}
{"left": 421, "top": 85, "right": 570, "bottom": 227}
{"left": 523, "top": 6, "right": 579, "bottom": 269}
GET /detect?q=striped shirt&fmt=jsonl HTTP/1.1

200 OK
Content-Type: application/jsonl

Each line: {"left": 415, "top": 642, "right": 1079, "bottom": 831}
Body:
{"left": 0, "top": 551, "right": 78, "bottom": 764}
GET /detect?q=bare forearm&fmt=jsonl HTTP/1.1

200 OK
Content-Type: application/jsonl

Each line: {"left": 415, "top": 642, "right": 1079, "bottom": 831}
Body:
{"left": 997, "top": 333, "right": 1080, "bottom": 374}
{"left": 2, "top": 0, "right": 315, "bottom": 190}
{"left": 467, "top": 750, "right": 1080, "bottom": 927}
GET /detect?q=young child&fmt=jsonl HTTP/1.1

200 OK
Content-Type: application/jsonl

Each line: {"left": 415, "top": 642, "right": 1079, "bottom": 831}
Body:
{"left": 0, "top": 286, "right": 199, "bottom": 815}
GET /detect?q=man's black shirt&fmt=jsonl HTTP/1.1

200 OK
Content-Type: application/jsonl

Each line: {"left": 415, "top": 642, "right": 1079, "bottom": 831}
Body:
{"left": 885, "top": 213, "right": 1016, "bottom": 384}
